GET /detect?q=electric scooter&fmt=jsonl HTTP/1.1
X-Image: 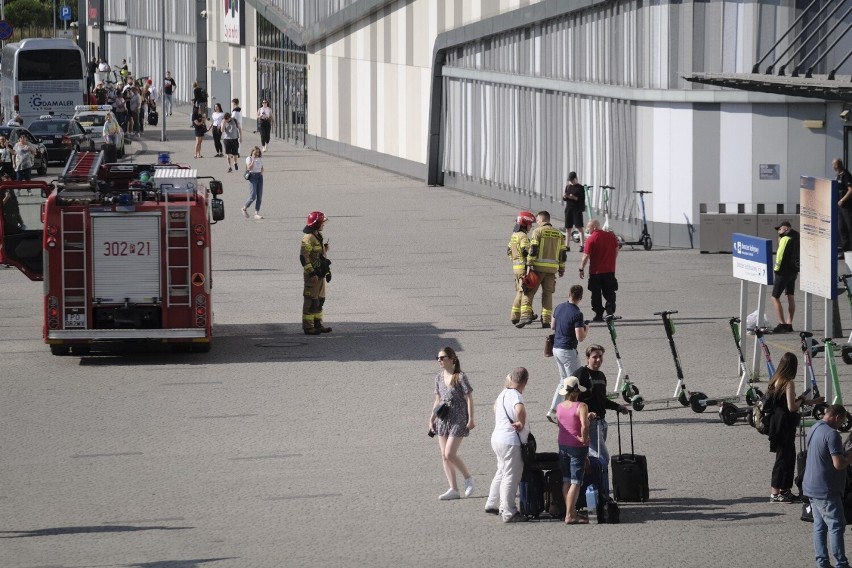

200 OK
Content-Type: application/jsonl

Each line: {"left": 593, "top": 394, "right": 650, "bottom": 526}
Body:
{"left": 629, "top": 310, "right": 700, "bottom": 412}
{"left": 839, "top": 274, "right": 852, "bottom": 364}
{"left": 799, "top": 331, "right": 826, "bottom": 420}
{"left": 619, "top": 190, "right": 653, "bottom": 251}
{"left": 746, "top": 326, "right": 777, "bottom": 428}
{"left": 717, "top": 317, "right": 765, "bottom": 425}
{"left": 604, "top": 315, "right": 640, "bottom": 402}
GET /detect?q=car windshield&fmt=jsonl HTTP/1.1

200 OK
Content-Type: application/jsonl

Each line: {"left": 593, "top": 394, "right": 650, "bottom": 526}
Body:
{"left": 75, "top": 114, "right": 106, "bottom": 126}
{"left": 28, "top": 121, "right": 69, "bottom": 135}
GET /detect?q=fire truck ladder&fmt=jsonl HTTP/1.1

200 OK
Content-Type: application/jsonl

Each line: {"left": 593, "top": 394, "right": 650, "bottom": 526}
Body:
{"left": 60, "top": 209, "right": 88, "bottom": 321}
{"left": 59, "top": 150, "right": 103, "bottom": 190}
{"left": 164, "top": 201, "right": 192, "bottom": 307}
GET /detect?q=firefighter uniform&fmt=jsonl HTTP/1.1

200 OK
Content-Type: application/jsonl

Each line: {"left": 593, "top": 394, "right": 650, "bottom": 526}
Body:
{"left": 527, "top": 221, "right": 567, "bottom": 326}
{"left": 508, "top": 227, "right": 532, "bottom": 323}
{"left": 300, "top": 226, "right": 331, "bottom": 334}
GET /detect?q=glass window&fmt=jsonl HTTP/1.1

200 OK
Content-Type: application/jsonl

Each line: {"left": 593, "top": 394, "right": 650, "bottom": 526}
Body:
{"left": 18, "top": 49, "right": 83, "bottom": 81}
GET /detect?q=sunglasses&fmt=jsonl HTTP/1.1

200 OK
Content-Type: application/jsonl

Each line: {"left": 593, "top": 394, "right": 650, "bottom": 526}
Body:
{"left": 436, "top": 355, "right": 449, "bottom": 361}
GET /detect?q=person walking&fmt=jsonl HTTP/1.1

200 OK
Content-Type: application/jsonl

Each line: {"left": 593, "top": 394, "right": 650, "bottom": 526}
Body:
{"left": 241, "top": 146, "right": 264, "bottom": 220}
{"left": 768, "top": 352, "right": 823, "bottom": 503}
{"left": 556, "top": 375, "right": 589, "bottom": 524}
{"left": 525, "top": 211, "right": 567, "bottom": 328}
{"left": 563, "top": 172, "right": 586, "bottom": 252}
{"left": 485, "top": 367, "right": 531, "bottom": 523}
{"left": 575, "top": 343, "right": 629, "bottom": 497}
{"left": 508, "top": 210, "right": 536, "bottom": 326}
{"left": 300, "top": 211, "right": 332, "bottom": 335}
{"left": 96, "top": 58, "right": 110, "bottom": 85}
{"left": 86, "top": 56, "right": 97, "bottom": 94}
{"left": 771, "top": 220, "right": 800, "bottom": 333}
{"left": 579, "top": 218, "right": 620, "bottom": 321}
{"left": 0, "top": 135, "right": 15, "bottom": 179}
{"left": 429, "top": 347, "right": 475, "bottom": 501}
{"left": 192, "top": 112, "right": 209, "bottom": 159}
{"left": 803, "top": 404, "right": 852, "bottom": 568}
{"left": 221, "top": 112, "right": 242, "bottom": 172}
{"left": 102, "top": 112, "right": 121, "bottom": 147}
{"left": 13, "top": 135, "right": 36, "bottom": 182}
{"left": 257, "top": 99, "right": 274, "bottom": 151}
{"left": 545, "top": 285, "right": 588, "bottom": 424}
{"left": 163, "top": 71, "right": 176, "bottom": 116}
{"left": 210, "top": 103, "right": 225, "bottom": 157}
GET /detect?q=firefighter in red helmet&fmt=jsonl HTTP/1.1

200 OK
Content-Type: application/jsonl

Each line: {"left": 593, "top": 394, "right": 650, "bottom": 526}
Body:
{"left": 508, "top": 210, "right": 538, "bottom": 327}
{"left": 300, "top": 211, "right": 332, "bottom": 335}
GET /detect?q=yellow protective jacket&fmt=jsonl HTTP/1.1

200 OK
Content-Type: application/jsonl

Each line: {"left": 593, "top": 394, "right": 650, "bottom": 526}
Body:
{"left": 507, "top": 229, "right": 530, "bottom": 275}
{"left": 527, "top": 223, "right": 566, "bottom": 274}
{"left": 300, "top": 231, "right": 328, "bottom": 276}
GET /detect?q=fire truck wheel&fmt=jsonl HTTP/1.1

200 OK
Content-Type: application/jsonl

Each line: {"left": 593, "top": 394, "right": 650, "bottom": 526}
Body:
{"left": 50, "top": 345, "right": 70, "bottom": 356}
{"left": 191, "top": 342, "right": 212, "bottom": 353}
{"left": 70, "top": 345, "right": 90, "bottom": 356}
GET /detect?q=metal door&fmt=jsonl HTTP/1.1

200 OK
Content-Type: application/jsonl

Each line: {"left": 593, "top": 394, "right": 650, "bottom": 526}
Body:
{"left": 211, "top": 68, "right": 231, "bottom": 114}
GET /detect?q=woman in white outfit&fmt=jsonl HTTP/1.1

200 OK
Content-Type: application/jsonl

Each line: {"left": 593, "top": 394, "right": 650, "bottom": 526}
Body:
{"left": 241, "top": 146, "right": 264, "bottom": 219}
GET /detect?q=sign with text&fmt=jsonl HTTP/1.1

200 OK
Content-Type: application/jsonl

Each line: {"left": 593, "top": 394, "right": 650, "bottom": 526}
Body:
{"left": 732, "top": 233, "right": 773, "bottom": 285}
{"left": 799, "top": 176, "right": 838, "bottom": 299}
{"left": 759, "top": 164, "right": 781, "bottom": 181}
{"left": 223, "top": 0, "right": 244, "bottom": 45}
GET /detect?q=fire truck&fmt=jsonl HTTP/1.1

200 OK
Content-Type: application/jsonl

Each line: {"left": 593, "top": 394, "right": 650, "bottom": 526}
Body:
{"left": 0, "top": 150, "right": 225, "bottom": 355}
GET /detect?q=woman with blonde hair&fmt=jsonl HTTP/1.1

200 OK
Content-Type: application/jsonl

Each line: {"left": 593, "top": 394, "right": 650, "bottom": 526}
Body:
{"left": 767, "top": 352, "right": 823, "bottom": 503}
{"left": 556, "top": 375, "right": 589, "bottom": 524}
{"left": 429, "top": 346, "right": 474, "bottom": 500}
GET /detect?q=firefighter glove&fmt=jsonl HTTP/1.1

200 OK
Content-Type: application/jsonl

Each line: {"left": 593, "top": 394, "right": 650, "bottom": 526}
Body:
{"left": 325, "top": 272, "right": 332, "bottom": 283}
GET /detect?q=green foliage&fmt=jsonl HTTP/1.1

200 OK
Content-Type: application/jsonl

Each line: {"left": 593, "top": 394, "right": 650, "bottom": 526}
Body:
{"left": 5, "top": 0, "right": 52, "bottom": 28}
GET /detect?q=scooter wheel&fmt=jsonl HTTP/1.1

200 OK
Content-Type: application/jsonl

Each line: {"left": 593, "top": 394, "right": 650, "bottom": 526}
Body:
{"left": 719, "top": 403, "right": 739, "bottom": 425}
{"left": 843, "top": 345, "right": 852, "bottom": 365}
{"left": 631, "top": 396, "right": 646, "bottom": 412}
{"left": 841, "top": 415, "right": 852, "bottom": 433}
{"left": 642, "top": 235, "right": 652, "bottom": 251}
{"left": 678, "top": 390, "right": 690, "bottom": 407}
{"left": 747, "top": 409, "right": 756, "bottom": 428}
{"left": 689, "top": 392, "right": 709, "bottom": 413}
{"left": 622, "top": 384, "right": 639, "bottom": 403}
{"left": 745, "top": 388, "right": 764, "bottom": 407}
{"left": 812, "top": 404, "right": 828, "bottom": 421}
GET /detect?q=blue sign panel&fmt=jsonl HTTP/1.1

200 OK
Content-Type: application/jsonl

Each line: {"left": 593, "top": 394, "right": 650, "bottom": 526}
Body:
{"left": 732, "top": 233, "right": 773, "bottom": 285}
{"left": 59, "top": 5, "right": 73, "bottom": 21}
{"left": 0, "top": 20, "right": 14, "bottom": 41}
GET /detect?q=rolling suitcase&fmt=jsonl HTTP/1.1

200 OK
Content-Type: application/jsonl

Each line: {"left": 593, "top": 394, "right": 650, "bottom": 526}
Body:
{"left": 148, "top": 110, "right": 158, "bottom": 126}
{"left": 519, "top": 469, "right": 545, "bottom": 518}
{"left": 101, "top": 143, "right": 117, "bottom": 164}
{"left": 611, "top": 411, "right": 649, "bottom": 502}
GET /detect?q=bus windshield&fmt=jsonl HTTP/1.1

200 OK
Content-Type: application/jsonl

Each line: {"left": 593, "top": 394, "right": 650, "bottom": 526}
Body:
{"left": 18, "top": 50, "right": 83, "bottom": 81}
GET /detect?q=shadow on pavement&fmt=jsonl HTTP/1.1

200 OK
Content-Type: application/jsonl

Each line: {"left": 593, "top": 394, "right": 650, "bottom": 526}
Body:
{"left": 0, "top": 524, "right": 193, "bottom": 538}
{"left": 125, "top": 559, "right": 237, "bottom": 568}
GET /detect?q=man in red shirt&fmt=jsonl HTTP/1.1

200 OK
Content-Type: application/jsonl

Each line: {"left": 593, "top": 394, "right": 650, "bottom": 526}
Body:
{"left": 578, "top": 219, "right": 619, "bottom": 322}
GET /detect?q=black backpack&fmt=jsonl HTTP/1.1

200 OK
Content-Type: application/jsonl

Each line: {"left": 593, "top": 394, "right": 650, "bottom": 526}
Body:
{"left": 754, "top": 391, "right": 776, "bottom": 435}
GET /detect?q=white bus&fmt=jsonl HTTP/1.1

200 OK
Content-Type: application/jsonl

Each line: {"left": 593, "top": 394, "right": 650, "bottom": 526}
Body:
{"left": 0, "top": 38, "right": 86, "bottom": 124}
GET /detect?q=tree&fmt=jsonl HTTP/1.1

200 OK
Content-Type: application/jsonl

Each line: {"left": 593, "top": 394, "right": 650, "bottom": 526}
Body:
{"left": 5, "top": 0, "right": 52, "bottom": 28}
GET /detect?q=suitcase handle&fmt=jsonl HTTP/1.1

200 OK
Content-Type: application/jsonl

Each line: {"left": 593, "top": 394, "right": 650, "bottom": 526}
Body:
{"left": 616, "top": 410, "right": 637, "bottom": 457}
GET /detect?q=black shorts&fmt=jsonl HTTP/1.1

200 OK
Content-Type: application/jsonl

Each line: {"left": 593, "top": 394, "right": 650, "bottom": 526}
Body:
{"left": 772, "top": 272, "right": 797, "bottom": 298}
{"left": 224, "top": 139, "right": 239, "bottom": 156}
{"left": 564, "top": 207, "right": 584, "bottom": 229}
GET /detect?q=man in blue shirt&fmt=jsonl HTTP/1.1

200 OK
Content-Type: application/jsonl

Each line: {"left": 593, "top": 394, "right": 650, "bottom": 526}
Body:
{"left": 803, "top": 404, "right": 852, "bottom": 568}
{"left": 546, "top": 284, "right": 587, "bottom": 424}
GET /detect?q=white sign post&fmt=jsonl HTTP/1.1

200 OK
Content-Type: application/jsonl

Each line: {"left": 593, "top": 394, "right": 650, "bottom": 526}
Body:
{"left": 732, "top": 233, "right": 773, "bottom": 380}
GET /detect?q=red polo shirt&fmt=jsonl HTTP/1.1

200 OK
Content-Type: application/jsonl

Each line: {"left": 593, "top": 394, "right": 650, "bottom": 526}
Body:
{"left": 585, "top": 229, "right": 618, "bottom": 274}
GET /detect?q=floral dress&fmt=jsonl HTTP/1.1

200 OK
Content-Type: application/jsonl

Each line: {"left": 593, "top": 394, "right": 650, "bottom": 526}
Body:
{"left": 434, "top": 371, "right": 473, "bottom": 437}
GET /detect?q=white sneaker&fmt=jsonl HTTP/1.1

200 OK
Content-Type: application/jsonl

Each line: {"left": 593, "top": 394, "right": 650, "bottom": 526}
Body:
{"left": 463, "top": 477, "right": 474, "bottom": 498}
{"left": 546, "top": 409, "right": 558, "bottom": 424}
{"left": 241, "top": 207, "right": 249, "bottom": 218}
{"left": 438, "top": 488, "right": 460, "bottom": 500}
{"left": 262, "top": 145, "right": 267, "bottom": 152}
{"left": 254, "top": 213, "right": 263, "bottom": 220}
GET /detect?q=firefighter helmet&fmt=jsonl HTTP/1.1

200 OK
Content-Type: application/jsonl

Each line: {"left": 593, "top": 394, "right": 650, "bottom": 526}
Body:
{"left": 306, "top": 211, "right": 327, "bottom": 229}
{"left": 522, "top": 271, "right": 540, "bottom": 291}
{"left": 517, "top": 210, "right": 535, "bottom": 228}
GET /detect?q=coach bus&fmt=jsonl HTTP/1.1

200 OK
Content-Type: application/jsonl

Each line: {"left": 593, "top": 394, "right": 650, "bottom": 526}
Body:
{"left": 0, "top": 38, "right": 86, "bottom": 124}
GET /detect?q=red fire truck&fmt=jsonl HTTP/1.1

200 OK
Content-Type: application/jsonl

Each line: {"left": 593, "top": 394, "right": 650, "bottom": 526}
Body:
{"left": 0, "top": 150, "right": 225, "bottom": 355}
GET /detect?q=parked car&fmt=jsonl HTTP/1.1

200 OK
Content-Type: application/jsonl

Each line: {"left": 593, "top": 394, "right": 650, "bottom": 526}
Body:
{"left": 27, "top": 116, "right": 93, "bottom": 164}
{"left": 72, "top": 105, "right": 125, "bottom": 158}
{"left": 0, "top": 126, "right": 49, "bottom": 175}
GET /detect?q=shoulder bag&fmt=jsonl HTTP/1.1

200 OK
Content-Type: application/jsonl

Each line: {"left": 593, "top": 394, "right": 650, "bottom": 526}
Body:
{"left": 502, "top": 391, "right": 536, "bottom": 463}
{"left": 544, "top": 334, "right": 554, "bottom": 357}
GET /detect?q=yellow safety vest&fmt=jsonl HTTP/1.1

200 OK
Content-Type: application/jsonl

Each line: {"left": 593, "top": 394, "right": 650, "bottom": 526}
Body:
{"left": 507, "top": 230, "right": 529, "bottom": 275}
{"left": 528, "top": 223, "right": 566, "bottom": 274}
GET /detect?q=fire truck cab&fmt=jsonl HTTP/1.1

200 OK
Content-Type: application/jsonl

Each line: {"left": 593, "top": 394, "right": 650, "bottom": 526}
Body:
{"left": 0, "top": 150, "right": 225, "bottom": 355}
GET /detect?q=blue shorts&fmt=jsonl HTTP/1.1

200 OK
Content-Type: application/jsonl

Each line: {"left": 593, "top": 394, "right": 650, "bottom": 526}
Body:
{"left": 559, "top": 444, "right": 589, "bottom": 485}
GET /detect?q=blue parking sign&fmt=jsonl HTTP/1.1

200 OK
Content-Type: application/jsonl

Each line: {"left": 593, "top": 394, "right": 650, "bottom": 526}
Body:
{"left": 59, "top": 5, "right": 73, "bottom": 21}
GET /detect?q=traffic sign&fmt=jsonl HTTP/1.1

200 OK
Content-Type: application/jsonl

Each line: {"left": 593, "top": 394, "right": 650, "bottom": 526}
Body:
{"left": 59, "top": 5, "right": 73, "bottom": 22}
{"left": 0, "top": 20, "right": 14, "bottom": 41}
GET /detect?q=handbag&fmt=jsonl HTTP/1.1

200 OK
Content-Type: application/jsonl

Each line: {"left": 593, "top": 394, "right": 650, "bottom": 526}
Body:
{"left": 502, "top": 392, "right": 536, "bottom": 464}
{"left": 243, "top": 171, "right": 251, "bottom": 180}
{"left": 544, "top": 334, "right": 555, "bottom": 357}
{"left": 433, "top": 401, "right": 450, "bottom": 419}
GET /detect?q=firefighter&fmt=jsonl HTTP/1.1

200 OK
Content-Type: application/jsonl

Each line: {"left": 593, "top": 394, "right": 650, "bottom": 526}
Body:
{"left": 300, "top": 211, "right": 332, "bottom": 335}
{"left": 508, "top": 210, "right": 537, "bottom": 327}
{"left": 524, "top": 211, "right": 567, "bottom": 328}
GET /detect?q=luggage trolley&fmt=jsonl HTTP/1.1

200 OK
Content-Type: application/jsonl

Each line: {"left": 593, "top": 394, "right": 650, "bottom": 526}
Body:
{"left": 629, "top": 310, "right": 700, "bottom": 412}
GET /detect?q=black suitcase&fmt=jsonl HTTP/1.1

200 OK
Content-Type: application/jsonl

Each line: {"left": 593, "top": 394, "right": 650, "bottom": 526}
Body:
{"left": 148, "top": 110, "right": 158, "bottom": 126}
{"left": 519, "top": 469, "right": 545, "bottom": 518}
{"left": 611, "top": 411, "right": 650, "bottom": 502}
{"left": 101, "top": 143, "right": 117, "bottom": 164}
{"left": 544, "top": 469, "right": 565, "bottom": 518}
{"left": 795, "top": 424, "right": 807, "bottom": 496}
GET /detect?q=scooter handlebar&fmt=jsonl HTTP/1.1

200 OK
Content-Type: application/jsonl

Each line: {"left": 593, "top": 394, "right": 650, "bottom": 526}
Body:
{"left": 634, "top": 190, "right": 653, "bottom": 194}
{"left": 653, "top": 310, "right": 678, "bottom": 315}
{"left": 730, "top": 316, "right": 741, "bottom": 324}
{"left": 800, "top": 331, "right": 814, "bottom": 339}
{"left": 840, "top": 273, "right": 852, "bottom": 283}
{"left": 604, "top": 314, "right": 622, "bottom": 321}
